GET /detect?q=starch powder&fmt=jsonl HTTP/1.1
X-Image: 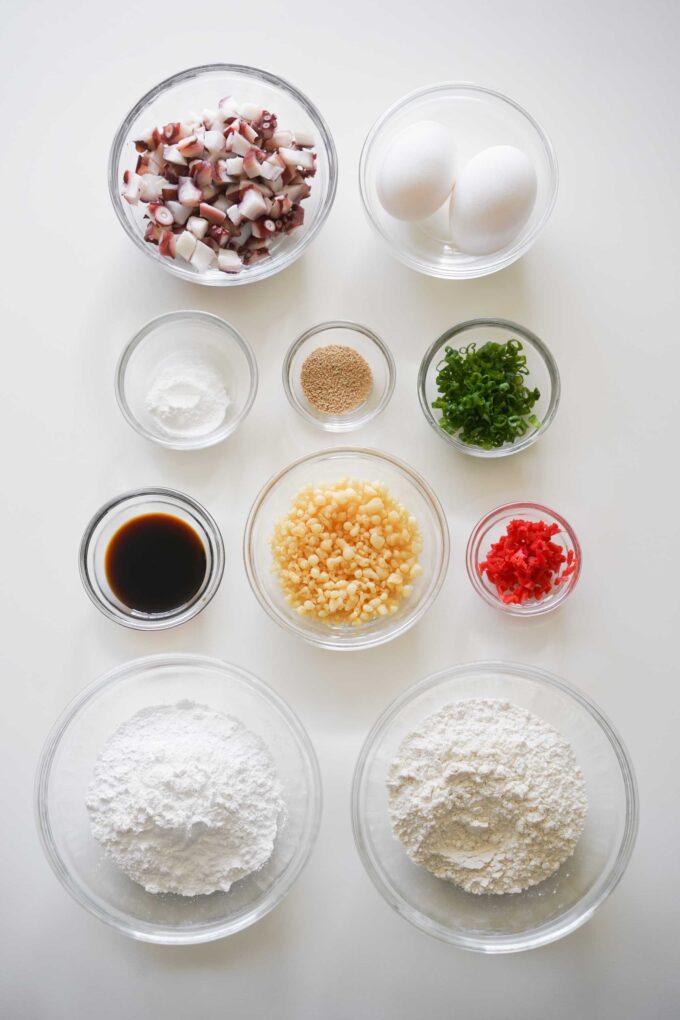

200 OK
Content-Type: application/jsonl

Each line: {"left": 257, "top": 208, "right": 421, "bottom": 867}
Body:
{"left": 145, "top": 356, "right": 229, "bottom": 437}
{"left": 387, "top": 699, "right": 587, "bottom": 895}
{"left": 86, "top": 701, "right": 284, "bottom": 896}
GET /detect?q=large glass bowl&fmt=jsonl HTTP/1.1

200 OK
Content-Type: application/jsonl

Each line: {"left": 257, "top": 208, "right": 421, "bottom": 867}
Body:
{"left": 359, "top": 83, "right": 557, "bottom": 279}
{"left": 109, "top": 64, "right": 338, "bottom": 286}
{"left": 35, "top": 655, "right": 322, "bottom": 944}
{"left": 244, "top": 448, "right": 449, "bottom": 650}
{"left": 418, "top": 318, "right": 560, "bottom": 458}
{"left": 352, "top": 662, "right": 638, "bottom": 953}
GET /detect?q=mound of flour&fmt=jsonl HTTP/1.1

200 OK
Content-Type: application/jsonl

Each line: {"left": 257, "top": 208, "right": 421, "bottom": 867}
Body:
{"left": 387, "top": 699, "right": 587, "bottom": 895}
{"left": 86, "top": 701, "right": 284, "bottom": 896}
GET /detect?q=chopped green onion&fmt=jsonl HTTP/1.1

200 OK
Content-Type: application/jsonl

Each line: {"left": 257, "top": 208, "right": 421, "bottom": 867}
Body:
{"left": 432, "top": 338, "right": 541, "bottom": 450}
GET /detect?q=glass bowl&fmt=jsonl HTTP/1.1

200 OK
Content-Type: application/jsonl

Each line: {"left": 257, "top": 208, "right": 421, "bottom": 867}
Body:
{"left": 359, "top": 83, "right": 558, "bottom": 279}
{"left": 244, "top": 448, "right": 449, "bottom": 650}
{"left": 109, "top": 64, "right": 338, "bottom": 286}
{"left": 35, "top": 654, "right": 322, "bottom": 944}
{"left": 115, "top": 310, "right": 258, "bottom": 450}
{"left": 467, "top": 502, "right": 582, "bottom": 616}
{"left": 352, "top": 661, "right": 638, "bottom": 953}
{"left": 282, "top": 320, "right": 396, "bottom": 432}
{"left": 79, "top": 488, "right": 224, "bottom": 630}
{"left": 418, "top": 318, "right": 560, "bottom": 458}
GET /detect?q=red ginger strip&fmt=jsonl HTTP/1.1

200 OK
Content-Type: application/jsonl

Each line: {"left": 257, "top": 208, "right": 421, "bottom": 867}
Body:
{"left": 479, "top": 519, "right": 577, "bottom": 605}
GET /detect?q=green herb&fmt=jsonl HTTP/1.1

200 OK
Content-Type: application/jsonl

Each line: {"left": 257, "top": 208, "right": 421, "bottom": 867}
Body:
{"left": 432, "top": 338, "right": 541, "bottom": 449}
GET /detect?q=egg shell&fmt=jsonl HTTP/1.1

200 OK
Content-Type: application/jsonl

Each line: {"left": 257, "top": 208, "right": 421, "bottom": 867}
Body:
{"left": 377, "top": 121, "right": 456, "bottom": 222}
{"left": 449, "top": 145, "right": 538, "bottom": 255}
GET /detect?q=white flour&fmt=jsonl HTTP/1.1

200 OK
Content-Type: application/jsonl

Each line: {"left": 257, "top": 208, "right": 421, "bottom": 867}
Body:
{"left": 388, "top": 699, "right": 587, "bottom": 895}
{"left": 145, "top": 356, "right": 229, "bottom": 437}
{"left": 86, "top": 701, "right": 284, "bottom": 896}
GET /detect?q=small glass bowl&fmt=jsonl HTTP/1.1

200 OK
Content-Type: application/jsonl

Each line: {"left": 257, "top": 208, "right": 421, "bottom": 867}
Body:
{"left": 282, "top": 320, "right": 396, "bottom": 432}
{"left": 360, "top": 82, "right": 558, "bottom": 279}
{"left": 109, "top": 64, "right": 338, "bottom": 286}
{"left": 35, "top": 654, "right": 322, "bottom": 944}
{"left": 244, "top": 448, "right": 449, "bottom": 651}
{"left": 352, "top": 661, "right": 638, "bottom": 953}
{"left": 418, "top": 318, "right": 560, "bottom": 458}
{"left": 115, "top": 310, "right": 258, "bottom": 450}
{"left": 79, "top": 488, "right": 224, "bottom": 630}
{"left": 467, "top": 502, "right": 581, "bottom": 616}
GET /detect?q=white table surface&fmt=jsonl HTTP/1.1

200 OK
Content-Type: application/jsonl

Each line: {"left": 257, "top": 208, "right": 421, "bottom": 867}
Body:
{"left": 2, "top": 1, "right": 679, "bottom": 1017}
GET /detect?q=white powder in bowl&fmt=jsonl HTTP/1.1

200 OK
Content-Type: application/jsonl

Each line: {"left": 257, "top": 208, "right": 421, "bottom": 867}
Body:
{"left": 145, "top": 356, "right": 229, "bottom": 437}
{"left": 387, "top": 698, "right": 587, "bottom": 895}
{"left": 86, "top": 701, "right": 284, "bottom": 896}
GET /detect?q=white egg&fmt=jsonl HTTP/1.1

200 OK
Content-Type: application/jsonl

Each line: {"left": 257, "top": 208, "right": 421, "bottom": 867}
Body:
{"left": 449, "top": 145, "right": 537, "bottom": 255}
{"left": 377, "top": 121, "right": 456, "bottom": 222}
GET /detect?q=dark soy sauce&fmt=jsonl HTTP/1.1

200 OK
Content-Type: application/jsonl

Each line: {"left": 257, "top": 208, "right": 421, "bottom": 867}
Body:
{"left": 105, "top": 513, "right": 207, "bottom": 614}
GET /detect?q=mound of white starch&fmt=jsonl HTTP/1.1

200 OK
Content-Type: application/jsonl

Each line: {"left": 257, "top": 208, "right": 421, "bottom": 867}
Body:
{"left": 145, "top": 357, "right": 229, "bottom": 438}
{"left": 86, "top": 701, "right": 284, "bottom": 896}
{"left": 387, "top": 699, "right": 587, "bottom": 895}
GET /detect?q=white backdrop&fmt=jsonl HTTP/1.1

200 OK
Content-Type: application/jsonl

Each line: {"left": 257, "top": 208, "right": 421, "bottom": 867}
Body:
{"left": 2, "top": 1, "right": 679, "bottom": 1017}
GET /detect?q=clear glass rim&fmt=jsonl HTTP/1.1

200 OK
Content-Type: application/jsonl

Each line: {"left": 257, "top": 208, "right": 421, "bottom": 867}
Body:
{"left": 281, "top": 320, "right": 396, "bottom": 432}
{"left": 114, "top": 310, "right": 259, "bottom": 450}
{"left": 417, "top": 317, "right": 561, "bottom": 458}
{"left": 78, "top": 487, "right": 225, "bottom": 630}
{"left": 351, "top": 660, "right": 639, "bottom": 953}
{"left": 466, "top": 501, "right": 582, "bottom": 616}
{"left": 34, "top": 653, "right": 323, "bottom": 944}
{"left": 358, "top": 81, "right": 559, "bottom": 280}
{"left": 243, "top": 447, "right": 450, "bottom": 650}
{"left": 108, "top": 63, "right": 338, "bottom": 287}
